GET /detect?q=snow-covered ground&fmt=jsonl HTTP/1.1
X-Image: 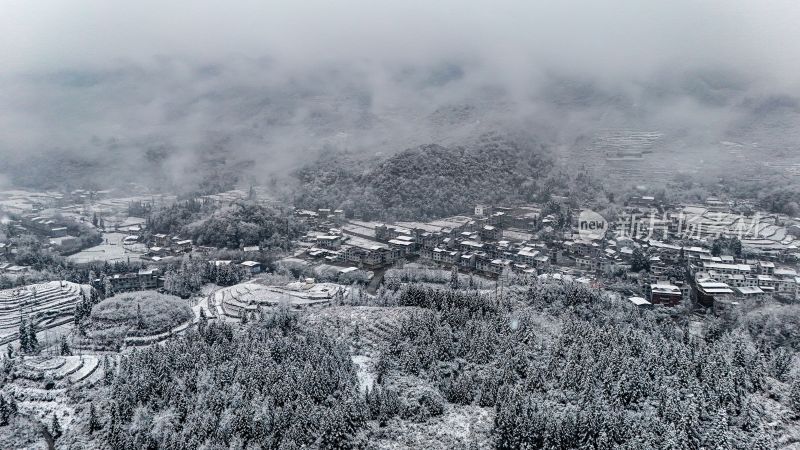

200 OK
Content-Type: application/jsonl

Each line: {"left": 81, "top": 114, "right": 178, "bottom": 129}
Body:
{"left": 352, "top": 354, "right": 375, "bottom": 392}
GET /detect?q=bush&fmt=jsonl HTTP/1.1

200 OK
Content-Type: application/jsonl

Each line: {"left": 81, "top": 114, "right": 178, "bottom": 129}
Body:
{"left": 744, "top": 304, "right": 800, "bottom": 351}
{"left": 90, "top": 292, "right": 193, "bottom": 338}
{"left": 400, "top": 387, "right": 445, "bottom": 422}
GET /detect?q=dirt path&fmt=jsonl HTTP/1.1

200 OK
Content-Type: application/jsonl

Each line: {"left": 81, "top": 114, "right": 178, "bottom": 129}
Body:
{"left": 366, "top": 267, "right": 387, "bottom": 295}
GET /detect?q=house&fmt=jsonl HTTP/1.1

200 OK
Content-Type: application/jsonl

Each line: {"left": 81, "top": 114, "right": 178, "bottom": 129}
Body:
{"left": 104, "top": 268, "right": 162, "bottom": 292}
{"left": 629, "top": 196, "right": 657, "bottom": 208}
{"left": 480, "top": 225, "right": 502, "bottom": 241}
{"left": 419, "top": 247, "right": 434, "bottom": 260}
{"left": 649, "top": 283, "right": 683, "bottom": 307}
{"left": 432, "top": 248, "right": 459, "bottom": 265}
{"left": 696, "top": 280, "right": 735, "bottom": 308}
{"left": 316, "top": 235, "right": 342, "bottom": 250}
{"left": 175, "top": 239, "right": 193, "bottom": 252}
{"left": 148, "top": 247, "right": 168, "bottom": 257}
{"left": 240, "top": 261, "right": 262, "bottom": 275}
{"left": 388, "top": 237, "right": 415, "bottom": 255}
{"left": 684, "top": 246, "right": 711, "bottom": 261}
{"left": 4, "top": 265, "right": 29, "bottom": 274}
{"left": 702, "top": 262, "right": 752, "bottom": 276}
{"left": 516, "top": 247, "right": 540, "bottom": 266}
{"left": 106, "top": 273, "right": 138, "bottom": 291}
{"left": 475, "top": 204, "right": 492, "bottom": 217}
{"left": 734, "top": 286, "right": 765, "bottom": 300}
{"left": 459, "top": 240, "right": 484, "bottom": 253}
{"left": 153, "top": 234, "right": 170, "bottom": 246}
{"left": 629, "top": 296, "right": 652, "bottom": 308}
{"left": 757, "top": 275, "right": 776, "bottom": 289}
{"left": 475, "top": 256, "right": 493, "bottom": 273}
{"left": 50, "top": 227, "right": 68, "bottom": 238}
{"left": 459, "top": 253, "right": 476, "bottom": 270}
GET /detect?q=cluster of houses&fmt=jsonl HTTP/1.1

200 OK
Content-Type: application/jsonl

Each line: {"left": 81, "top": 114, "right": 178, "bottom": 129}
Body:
{"left": 137, "top": 234, "right": 195, "bottom": 262}
{"left": 691, "top": 258, "right": 800, "bottom": 311}
{"left": 297, "top": 196, "right": 800, "bottom": 314}
{"left": 95, "top": 268, "right": 164, "bottom": 293}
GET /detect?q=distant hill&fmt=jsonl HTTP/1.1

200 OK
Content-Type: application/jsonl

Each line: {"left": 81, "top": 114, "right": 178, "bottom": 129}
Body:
{"left": 293, "top": 133, "right": 553, "bottom": 220}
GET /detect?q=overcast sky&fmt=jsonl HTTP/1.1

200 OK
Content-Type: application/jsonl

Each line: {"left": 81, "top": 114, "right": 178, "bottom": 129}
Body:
{"left": 2, "top": 0, "right": 798, "bottom": 86}
{"left": 1, "top": 1, "right": 799, "bottom": 189}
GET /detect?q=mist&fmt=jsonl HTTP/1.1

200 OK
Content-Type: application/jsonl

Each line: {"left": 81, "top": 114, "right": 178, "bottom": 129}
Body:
{"left": 1, "top": 0, "right": 799, "bottom": 192}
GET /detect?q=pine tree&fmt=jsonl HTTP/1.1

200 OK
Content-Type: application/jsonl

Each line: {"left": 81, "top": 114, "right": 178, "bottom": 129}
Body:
{"left": 59, "top": 336, "right": 72, "bottom": 356}
{"left": 450, "top": 265, "right": 460, "bottom": 290}
{"left": 631, "top": 248, "right": 651, "bottom": 272}
{"left": 0, "top": 396, "right": 9, "bottom": 426}
{"left": 198, "top": 307, "right": 208, "bottom": 333}
{"left": 88, "top": 403, "right": 100, "bottom": 433}
{"left": 750, "top": 430, "right": 774, "bottom": 450}
{"left": 27, "top": 322, "right": 38, "bottom": 354}
{"left": 51, "top": 414, "right": 62, "bottom": 439}
{"left": 790, "top": 378, "right": 800, "bottom": 415}
{"left": 103, "top": 355, "right": 114, "bottom": 385}
{"left": 240, "top": 309, "right": 248, "bottom": 325}
{"left": 703, "top": 408, "right": 730, "bottom": 450}
{"left": 6, "top": 344, "right": 12, "bottom": 359}
{"left": 0, "top": 395, "right": 16, "bottom": 427}
{"left": 18, "top": 318, "right": 28, "bottom": 353}
{"left": 375, "top": 353, "right": 390, "bottom": 384}
{"left": 136, "top": 303, "right": 145, "bottom": 330}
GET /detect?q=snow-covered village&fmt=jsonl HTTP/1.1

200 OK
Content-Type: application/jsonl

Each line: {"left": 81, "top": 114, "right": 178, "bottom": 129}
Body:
{"left": 3, "top": 1, "right": 800, "bottom": 449}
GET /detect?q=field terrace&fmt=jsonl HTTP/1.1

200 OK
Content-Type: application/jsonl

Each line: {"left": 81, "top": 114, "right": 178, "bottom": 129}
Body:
{"left": 211, "top": 279, "right": 349, "bottom": 320}
{"left": 0, "top": 281, "right": 90, "bottom": 343}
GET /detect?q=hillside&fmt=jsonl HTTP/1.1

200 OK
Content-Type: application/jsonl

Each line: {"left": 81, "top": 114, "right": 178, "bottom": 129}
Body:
{"left": 293, "top": 133, "right": 553, "bottom": 220}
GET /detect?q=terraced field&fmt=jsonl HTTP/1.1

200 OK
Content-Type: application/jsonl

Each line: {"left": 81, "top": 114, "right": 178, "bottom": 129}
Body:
{"left": 13, "top": 355, "right": 104, "bottom": 389}
{"left": 211, "top": 281, "right": 348, "bottom": 319}
{"left": 1, "top": 354, "right": 110, "bottom": 448}
{"left": 0, "top": 281, "right": 91, "bottom": 343}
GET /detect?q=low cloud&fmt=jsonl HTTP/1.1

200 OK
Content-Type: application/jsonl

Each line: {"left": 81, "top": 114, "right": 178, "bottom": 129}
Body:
{"left": 1, "top": 0, "right": 798, "bottom": 191}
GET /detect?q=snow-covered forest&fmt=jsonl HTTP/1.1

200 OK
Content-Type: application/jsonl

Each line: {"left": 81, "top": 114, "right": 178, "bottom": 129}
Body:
{"left": 34, "top": 279, "right": 793, "bottom": 449}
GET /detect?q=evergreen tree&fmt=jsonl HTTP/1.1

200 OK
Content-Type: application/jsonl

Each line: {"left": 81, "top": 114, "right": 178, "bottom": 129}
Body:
{"left": 0, "top": 395, "right": 10, "bottom": 426}
{"left": 450, "top": 265, "right": 460, "bottom": 290}
{"left": 59, "top": 336, "right": 72, "bottom": 356}
{"left": 790, "top": 378, "right": 800, "bottom": 415}
{"left": 51, "top": 414, "right": 62, "bottom": 439}
{"left": 631, "top": 248, "right": 651, "bottom": 272}
{"left": 198, "top": 307, "right": 208, "bottom": 333}
{"left": 711, "top": 240, "right": 723, "bottom": 257}
{"left": 88, "top": 403, "right": 100, "bottom": 433}
{"left": 0, "top": 395, "right": 16, "bottom": 427}
{"left": 18, "top": 318, "right": 28, "bottom": 353}
{"left": 27, "top": 321, "right": 38, "bottom": 354}
{"left": 6, "top": 344, "right": 12, "bottom": 359}
{"left": 103, "top": 355, "right": 114, "bottom": 385}
{"left": 136, "top": 303, "right": 145, "bottom": 330}
{"left": 703, "top": 408, "right": 730, "bottom": 449}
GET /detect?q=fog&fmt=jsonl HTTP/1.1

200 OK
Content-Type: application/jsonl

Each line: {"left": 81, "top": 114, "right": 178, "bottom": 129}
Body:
{"left": 1, "top": 0, "right": 799, "bottom": 191}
